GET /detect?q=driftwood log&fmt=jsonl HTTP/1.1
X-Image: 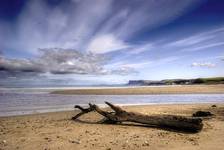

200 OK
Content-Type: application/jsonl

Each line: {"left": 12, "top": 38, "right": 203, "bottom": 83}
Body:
{"left": 72, "top": 102, "right": 203, "bottom": 132}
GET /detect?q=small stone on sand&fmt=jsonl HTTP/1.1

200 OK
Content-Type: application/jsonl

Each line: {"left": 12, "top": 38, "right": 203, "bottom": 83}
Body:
{"left": 69, "top": 139, "right": 81, "bottom": 144}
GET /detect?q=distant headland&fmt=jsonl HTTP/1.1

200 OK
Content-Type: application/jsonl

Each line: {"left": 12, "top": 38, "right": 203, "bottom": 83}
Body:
{"left": 128, "top": 77, "right": 224, "bottom": 86}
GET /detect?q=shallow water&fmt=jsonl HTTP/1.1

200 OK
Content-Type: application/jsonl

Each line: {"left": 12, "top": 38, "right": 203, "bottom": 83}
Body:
{"left": 0, "top": 88, "right": 224, "bottom": 116}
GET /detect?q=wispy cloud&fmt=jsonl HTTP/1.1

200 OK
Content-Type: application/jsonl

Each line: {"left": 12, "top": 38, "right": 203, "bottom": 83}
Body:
{"left": 113, "top": 0, "right": 197, "bottom": 40}
{"left": 191, "top": 62, "right": 216, "bottom": 68}
{"left": 128, "top": 43, "right": 154, "bottom": 55}
{"left": 0, "top": 0, "right": 199, "bottom": 55}
{"left": 105, "top": 56, "right": 181, "bottom": 73}
{"left": 193, "top": 55, "right": 224, "bottom": 62}
{"left": 109, "top": 66, "right": 138, "bottom": 75}
{"left": 165, "top": 26, "right": 224, "bottom": 52}
{"left": 168, "top": 27, "right": 224, "bottom": 47}
{"left": 182, "top": 42, "right": 224, "bottom": 52}
{"left": 168, "top": 34, "right": 215, "bottom": 47}
{"left": 1, "top": 0, "right": 114, "bottom": 54}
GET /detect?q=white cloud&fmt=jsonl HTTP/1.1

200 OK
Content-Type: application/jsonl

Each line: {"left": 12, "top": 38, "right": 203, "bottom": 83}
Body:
{"left": 110, "top": 66, "right": 138, "bottom": 75}
{"left": 118, "top": 62, "right": 153, "bottom": 69}
{"left": 0, "top": 48, "right": 104, "bottom": 75}
{"left": 0, "top": 48, "right": 138, "bottom": 78}
{"left": 87, "top": 34, "right": 129, "bottom": 54}
{"left": 191, "top": 62, "right": 216, "bottom": 68}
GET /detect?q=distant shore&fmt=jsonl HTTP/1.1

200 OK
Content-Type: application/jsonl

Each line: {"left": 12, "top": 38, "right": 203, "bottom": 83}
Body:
{"left": 1, "top": 103, "right": 224, "bottom": 150}
{"left": 51, "top": 84, "right": 224, "bottom": 95}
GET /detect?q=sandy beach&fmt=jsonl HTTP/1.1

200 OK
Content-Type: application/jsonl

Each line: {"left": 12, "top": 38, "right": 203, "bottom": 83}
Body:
{"left": 51, "top": 85, "right": 224, "bottom": 95}
{"left": 1, "top": 103, "right": 224, "bottom": 150}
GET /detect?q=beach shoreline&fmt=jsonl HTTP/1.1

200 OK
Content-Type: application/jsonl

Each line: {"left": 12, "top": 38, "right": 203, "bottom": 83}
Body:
{"left": 51, "top": 84, "right": 224, "bottom": 95}
{"left": 1, "top": 103, "right": 224, "bottom": 150}
{"left": 1, "top": 102, "right": 224, "bottom": 118}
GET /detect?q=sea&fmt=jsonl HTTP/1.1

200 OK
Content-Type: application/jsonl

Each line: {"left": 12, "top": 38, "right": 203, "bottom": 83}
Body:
{"left": 0, "top": 86, "right": 224, "bottom": 117}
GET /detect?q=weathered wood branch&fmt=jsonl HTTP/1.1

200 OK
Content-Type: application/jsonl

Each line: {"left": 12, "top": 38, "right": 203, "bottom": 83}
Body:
{"left": 72, "top": 102, "right": 203, "bottom": 132}
{"left": 72, "top": 104, "right": 94, "bottom": 120}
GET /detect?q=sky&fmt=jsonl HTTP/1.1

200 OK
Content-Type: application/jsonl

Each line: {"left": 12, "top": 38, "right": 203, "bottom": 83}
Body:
{"left": 0, "top": 0, "right": 224, "bottom": 87}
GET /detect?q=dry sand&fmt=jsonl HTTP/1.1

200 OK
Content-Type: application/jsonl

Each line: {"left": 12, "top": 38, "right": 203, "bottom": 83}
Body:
{"left": 0, "top": 103, "right": 224, "bottom": 150}
{"left": 51, "top": 84, "right": 224, "bottom": 95}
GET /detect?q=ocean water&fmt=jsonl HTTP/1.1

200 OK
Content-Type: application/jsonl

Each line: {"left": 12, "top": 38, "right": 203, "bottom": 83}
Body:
{"left": 0, "top": 87, "right": 224, "bottom": 116}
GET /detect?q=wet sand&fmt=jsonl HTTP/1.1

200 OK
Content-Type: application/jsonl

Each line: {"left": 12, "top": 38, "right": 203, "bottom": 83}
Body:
{"left": 1, "top": 103, "right": 224, "bottom": 150}
{"left": 51, "top": 85, "right": 224, "bottom": 95}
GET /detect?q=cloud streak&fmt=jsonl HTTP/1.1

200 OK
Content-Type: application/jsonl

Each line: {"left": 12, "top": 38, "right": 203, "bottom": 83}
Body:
{"left": 168, "top": 27, "right": 224, "bottom": 47}
{"left": 165, "top": 26, "right": 224, "bottom": 52}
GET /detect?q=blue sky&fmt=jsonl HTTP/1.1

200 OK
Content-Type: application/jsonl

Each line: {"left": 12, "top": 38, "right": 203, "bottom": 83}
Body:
{"left": 0, "top": 0, "right": 224, "bottom": 86}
